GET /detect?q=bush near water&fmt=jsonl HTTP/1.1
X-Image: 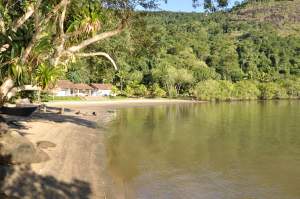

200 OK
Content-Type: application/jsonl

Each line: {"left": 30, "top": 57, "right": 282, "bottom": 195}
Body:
{"left": 193, "top": 79, "right": 300, "bottom": 101}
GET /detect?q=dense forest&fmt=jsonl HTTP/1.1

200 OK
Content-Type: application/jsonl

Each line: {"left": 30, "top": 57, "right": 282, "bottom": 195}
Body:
{"left": 1, "top": 0, "right": 300, "bottom": 101}
{"left": 65, "top": 0, "right": 300, "bottom": 100}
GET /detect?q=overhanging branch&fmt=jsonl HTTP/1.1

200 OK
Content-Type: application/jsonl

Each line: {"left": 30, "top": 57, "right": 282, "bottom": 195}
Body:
{"left": 76, "top": 52, "right": 118, "bottom": 70}
{"left": 21, "top": 0, "right": 67, "bottom": 63}
{"left": 52, "top": 0, "right": 69, "bottom": 66}
{"left": 66, "top": 22, "right": 125, "bottom": 53}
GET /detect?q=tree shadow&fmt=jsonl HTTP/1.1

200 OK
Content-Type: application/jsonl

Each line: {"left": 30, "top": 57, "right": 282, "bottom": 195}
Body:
{"left": 0, "top": 162, "right": 92, "bottom": 199}
{"left": 2, "top": 108, "right": 98, "bottom": 130}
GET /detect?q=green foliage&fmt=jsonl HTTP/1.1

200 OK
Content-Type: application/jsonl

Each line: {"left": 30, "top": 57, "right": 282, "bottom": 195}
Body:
{"left": 92, "top": 5, "right": 299, "bottom": 99}
{"left": 2, "top": 0, "right": 299, "bottom": 101}
{"left": 233, "top": 80, "right": 260, "bottom": 100}
{"left": 35, "top": 63, "right": 62, "bottom": 90}
{"left": 150, "top": 83, "right": 167, "bottom": 98}
{"left": 66, "top": 61, "right": 90, "bottom": 83}
{"left": 168, "top": 87, "right": 178, "bottom": 98}
{"left": 124, "top": 85, "right": 135, "bottom": 97}
{"left": 218, "top": 80, "right": 235, "bottom": 101}
{"left": 194, "top": 79, "right": 300, "bottom": 101}
{"left": 259, "top": 82, "right": 288, "bottom": 100}
{"left": 52, "top": 96, "right": 83, "bottom": 101}
{"left": 279, "top": 79, "right": 300, "bottom": 98}
{"left": 13, "top": 90, "right": 38, "bottom": 103}
{"left": 123, "top": 84, "right": 149, "bottom": 97}
{"left": 40, "top": 92, "right": 52, "bottom": 102}
{"left": 111, "top": 86, "right": 121, "bottom": 96}
{"left": 134, "top": 84, "right": 149, "bottom": 97}
{"left": 194, "top": 80, "right": 221, "bottom": 101}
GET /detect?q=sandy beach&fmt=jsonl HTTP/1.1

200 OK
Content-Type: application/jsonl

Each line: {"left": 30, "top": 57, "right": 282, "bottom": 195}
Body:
{"left": 1, "top": 99, "right": 196, "bottom": 199}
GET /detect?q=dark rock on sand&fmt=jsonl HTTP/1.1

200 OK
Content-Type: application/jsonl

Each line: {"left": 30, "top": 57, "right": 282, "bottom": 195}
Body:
{"left": 0, "top": 131, "right": 49, "bottom": 164}
{"left": 36, "top": 141, "right": 57, "bottom": 149}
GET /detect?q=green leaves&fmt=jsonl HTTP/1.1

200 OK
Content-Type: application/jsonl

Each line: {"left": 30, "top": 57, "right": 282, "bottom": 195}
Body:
{"left": 35, "top": 63, "right": 62, "bottom": 90}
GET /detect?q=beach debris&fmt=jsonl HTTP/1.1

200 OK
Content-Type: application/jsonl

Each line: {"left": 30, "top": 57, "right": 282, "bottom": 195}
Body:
{"left": 92, "top": 112, "right": 97, "bottom": 116}
{"left": 36, "top": 141, "right": 56, "bottom": 149}
{"left": 0, "top": 131, "right": 49, "bottom": 164}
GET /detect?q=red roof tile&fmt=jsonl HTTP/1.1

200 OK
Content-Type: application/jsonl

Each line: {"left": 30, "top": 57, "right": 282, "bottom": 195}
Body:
{"left": 90, "top": 83, "right": 112, "bottom": 90}
{"left": 74, "top": 83, "right": 93, "bottom": 90}
{"left": 57, "top": 80, "right": 75, "bottom": 89}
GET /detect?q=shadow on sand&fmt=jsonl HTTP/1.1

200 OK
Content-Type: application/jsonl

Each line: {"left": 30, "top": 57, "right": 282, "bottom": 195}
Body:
{"left": 2, "top": 106, "right": 99, "bottom": 131}
{"left": 0, "top": 156, "right": 91, "bottom": 199}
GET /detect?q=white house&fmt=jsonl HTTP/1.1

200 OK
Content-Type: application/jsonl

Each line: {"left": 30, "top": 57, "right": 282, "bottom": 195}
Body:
{"left": 73, "top": 83, "right": 93, "bottom": 96}
{"left": 54, "top": 80, "right": 93, "bottom": 97}
{"left": 53, "top": 81, "right": 114, "bottom": 97}
{"left": 90, "top": 83, "right": 113, "bottom": 96}
{"left": 54, "top": 80, "right": 75, "bottom": 96}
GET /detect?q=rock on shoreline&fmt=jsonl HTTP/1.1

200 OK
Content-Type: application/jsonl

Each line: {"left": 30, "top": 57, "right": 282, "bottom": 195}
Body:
{"left": 0, "top": 122, "right": 49, "bottom": 165}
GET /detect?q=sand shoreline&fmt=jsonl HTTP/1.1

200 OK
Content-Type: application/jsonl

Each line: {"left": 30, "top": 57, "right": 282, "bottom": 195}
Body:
{"left": 1, "top": 99, "right": 198, "bottom": 199}
{"left": 45, "top": 98, "right": 199, "bottom": 108}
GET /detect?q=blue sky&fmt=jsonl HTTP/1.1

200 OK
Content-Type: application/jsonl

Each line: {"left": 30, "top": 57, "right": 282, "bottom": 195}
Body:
{"left": 151, "top": 0, "right": 243, "bottom": 12}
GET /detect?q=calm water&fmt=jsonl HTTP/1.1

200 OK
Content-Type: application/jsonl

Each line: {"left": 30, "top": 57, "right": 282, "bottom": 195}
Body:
{"left": 105, "top": 101, "right": 300, "bottom": 199}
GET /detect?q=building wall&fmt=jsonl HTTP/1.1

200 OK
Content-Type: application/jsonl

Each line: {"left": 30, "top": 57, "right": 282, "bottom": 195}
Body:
{"left": 55, "top": 88, "right": 113, "bottom": 97}
{"left": 56, "top": 89, "right": 72, "bottom": 96}
{"left": 92, "top": 89, "right": 112, "bottom": 96}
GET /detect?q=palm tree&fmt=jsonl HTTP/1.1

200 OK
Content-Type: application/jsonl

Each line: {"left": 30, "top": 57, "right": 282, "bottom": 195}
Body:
{"left": 35, "top": 63, "right": 62, "bottom": 90}
{"left": 35, "top": 63, "right": 62, "bottom": 102}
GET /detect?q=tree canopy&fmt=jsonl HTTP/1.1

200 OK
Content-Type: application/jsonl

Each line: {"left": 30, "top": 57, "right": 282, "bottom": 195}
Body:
{"left": 1, "top": 0, "right": 300, "bottom": 102}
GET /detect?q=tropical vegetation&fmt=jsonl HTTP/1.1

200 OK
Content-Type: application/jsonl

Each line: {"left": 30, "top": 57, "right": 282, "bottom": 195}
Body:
{"left": 1, "top": 0, "right": 300, "bottom": 102}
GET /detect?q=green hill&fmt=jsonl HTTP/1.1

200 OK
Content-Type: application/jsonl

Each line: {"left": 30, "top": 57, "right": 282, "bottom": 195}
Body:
{"left": 68, "top": 0, "right": 300, "bottom": 100}
{"left": 231, "top": 0, "right": 300, "bottom": 35}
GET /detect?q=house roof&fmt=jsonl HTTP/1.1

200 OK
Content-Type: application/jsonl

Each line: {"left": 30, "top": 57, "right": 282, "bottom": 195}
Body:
{"left": 57, "top": 80, "right": 75, "bottom": 89}
{"left": 74, "top": 83, "right": 93, "bottom": 90}
{"left": 90, "top": 83, "right": 113, "bottom": 90}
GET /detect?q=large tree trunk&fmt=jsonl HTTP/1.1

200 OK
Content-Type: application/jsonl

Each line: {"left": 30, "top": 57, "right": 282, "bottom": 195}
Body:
{"left": 0, "top": 78, "right": 15, "bottom": 107}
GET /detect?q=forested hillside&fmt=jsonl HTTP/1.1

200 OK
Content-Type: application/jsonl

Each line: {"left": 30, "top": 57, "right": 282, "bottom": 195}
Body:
{"left": 67, "top": 0, "right": 300, "bottom": 100}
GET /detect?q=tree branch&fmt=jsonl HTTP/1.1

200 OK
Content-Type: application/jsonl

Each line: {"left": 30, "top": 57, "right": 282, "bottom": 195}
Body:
{"left": 0, "top": 78, "right": 14, "bottom": 106}
{"left": 66, "top": 22, "right": 126, "bottom": 53}
{"left": 12, "top": 3, "right": 35, "bottom": 32}
{"left": 76, "top": 52, "right": 118, "bottom": 70}
{"left": 21, "top": 0, "right": 67, "bottom": 63}
{"left": 21, "top": 0, "right": 42, "bottom": 63}
{"left": 52, "top": 0, "right": 69, "bottom": 66}
{"left": 0, "top": 14, "right": 5, "bottom": 33}
{"left": 0, "top": 44, "right": 9, "bottom": 53}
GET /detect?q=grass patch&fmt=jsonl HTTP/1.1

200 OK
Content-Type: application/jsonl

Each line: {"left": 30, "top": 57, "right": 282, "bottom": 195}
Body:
{"left": 51, "top": 96, "right": 84, "bottom": 101}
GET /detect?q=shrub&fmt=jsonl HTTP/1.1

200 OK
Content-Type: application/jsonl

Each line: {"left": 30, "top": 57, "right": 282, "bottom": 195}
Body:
{"left": 111, "top": 86, "right": 121, "bottom": 96}
{"left": 151, "top": 83, "right": 166, "bottom": 98}
{"left": 218, "top": 80, "right": 234, "bottom": 101}
{"left": 259, "top": 82, "right": 287, "bottom": 100}
{"left": 134, "top": 84, "right": 148, "bottom": 97}
{"left": 168, "top": 86, "right": 178, "bottom": 98}
{"left": 193, "top": 80, "right": 220, "bottom": 101}
{"left": 124, "top": 85, "right": 135, "bottom": 97}
{"left": 279, "top": 79, "right": 300, "bottom": 98}
{"left": 40, "top": 92, "right": 52, "bottom": 102}
{"left": 233, "top": 80, "right": 260, "bottom": 100}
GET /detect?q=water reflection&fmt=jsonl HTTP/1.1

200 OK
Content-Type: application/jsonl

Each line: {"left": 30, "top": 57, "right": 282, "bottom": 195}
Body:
{"left": 105, "top": 101, "right": 300, "bottom": 199}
